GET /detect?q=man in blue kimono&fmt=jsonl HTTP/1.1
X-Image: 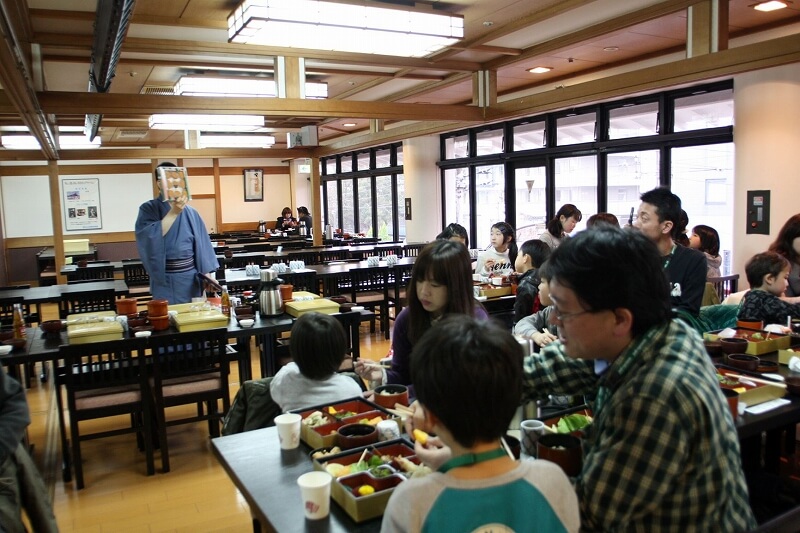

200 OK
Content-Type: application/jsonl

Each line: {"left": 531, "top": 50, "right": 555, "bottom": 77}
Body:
{"left": 135, "top": 163, "right": 220, "bottom": 304}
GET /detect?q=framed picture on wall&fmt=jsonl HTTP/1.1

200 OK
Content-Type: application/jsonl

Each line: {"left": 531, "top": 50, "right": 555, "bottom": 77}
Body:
{"left": 63, "top": 178, "right": 102, "bottom": 230}
{"left": 244, "top": 169, "right": 263, "bottom": 202}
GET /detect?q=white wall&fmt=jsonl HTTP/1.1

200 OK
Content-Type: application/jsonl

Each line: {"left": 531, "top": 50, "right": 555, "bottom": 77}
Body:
{"left": 733, "top": 64, "right": 800, "bottom": 285}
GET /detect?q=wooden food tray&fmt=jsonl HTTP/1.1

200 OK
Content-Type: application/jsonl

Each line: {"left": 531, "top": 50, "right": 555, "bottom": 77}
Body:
{"left": 703, "top": 328, "right": 791, "bottom": 355}
{"left": 291, "top": 397, "right": 397, "bottom": 449}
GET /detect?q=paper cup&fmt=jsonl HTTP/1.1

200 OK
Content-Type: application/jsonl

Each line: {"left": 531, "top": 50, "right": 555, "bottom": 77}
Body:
{"left": 297, "top": 471, "right": 332, "bottom": 520}
{"left": 376, "top": 419, "right": 401, "bottom": 441}
{"left": 275, "top": 413, "right": 302, "bottom": 450}
{"left": 520, "top": 419, "right": 547, "bottom": 458}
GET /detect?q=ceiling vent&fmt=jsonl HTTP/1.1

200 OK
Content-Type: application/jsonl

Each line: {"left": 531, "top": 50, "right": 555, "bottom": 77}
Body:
{"left": 140, "top": 85, "right": 175, "bottom": 96}
{"left": 117, "top": 128, "right": 148, "bottom": 138}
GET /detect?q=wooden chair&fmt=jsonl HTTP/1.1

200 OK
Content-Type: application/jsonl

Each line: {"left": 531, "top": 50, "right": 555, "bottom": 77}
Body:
{"left": 226, "top": 254, "right": 265, "bottom": 269}
{"left": 56, "top": 338, "right": 154, "bottom": 489}
{"left": 59, "top": 288, "right": 117, "bottom": 319}
{"left": 147, "top": 328, "right": 231, "bottom": 473}
{"left": 402, "top": 243, "right": 425, "bottom": 257}
{"left": 66, "top": 264, "right": 115, "bottom": 282}
{"left": 349, "top": 266, "right": 391, "bottom": 339}
{"left": 280, "top": 270, "right": 319, "bottom": 295}
{"left": 389, "top": 262, "right": 415, "bottom": 319}
{"left": 708, "top": 274, "right": 739, "bottom": 303}
{"left": 320, "top": 249, "right": 349, "bottom": 262}
{"left": 122, "top": 260, "right": 152, "bottom": 303}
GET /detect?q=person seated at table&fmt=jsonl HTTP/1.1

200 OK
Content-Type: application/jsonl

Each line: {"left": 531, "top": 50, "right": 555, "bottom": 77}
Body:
{"left": 737, "top": 251, "right": 800, "bottom": 327}
{"left": 411, "top": 225, "right": 756, "bottom": 531}
{"left": 585, "top": 212, "right": 619, "bottom": 228}
{"left": 513, "top": 261, "right": 557, "bottom": 349}
{"left": 354, "top": 240, "right": 488, "bottom": 395}
{"left": 475, "top": 221, "right": 517, "bottom": 276}
{"left": 270, "top": 312, "right": 363, "bottom": 412}
{"left": 135, "top": 162, "right": 219, "bottom": 304}
{"left": 512, "top": 239, "right": 551, "bottom": 324}
{"left": 436, "top": 222, "right": 469, "bottom": 248}
{"left": 381, "top": 316, "right": 579, "bottom": 533}
{"left": 276, "top": 207, "right": 297, "bottom": 231}
{"left": 689, "top": 224, "right": 722, "bottom": 278}
{"left": 296, "top": 206, "right": 312, "bottom": 231}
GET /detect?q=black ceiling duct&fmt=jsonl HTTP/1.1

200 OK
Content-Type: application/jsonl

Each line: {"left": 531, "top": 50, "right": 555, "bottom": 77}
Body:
{"left": 85, "top": 0, "right": 137, "bottom": 140}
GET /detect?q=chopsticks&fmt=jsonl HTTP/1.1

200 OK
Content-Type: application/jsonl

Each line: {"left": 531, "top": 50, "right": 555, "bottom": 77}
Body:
{"left": 725, "top": 373, "right": 787, "bottom": 388}
{"left": 384, "top": 403, "right": 414, "bottom": 420}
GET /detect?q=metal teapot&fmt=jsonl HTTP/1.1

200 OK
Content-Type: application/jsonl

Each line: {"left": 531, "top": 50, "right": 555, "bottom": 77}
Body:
{"left": 259, "top": 269, "right": 283, "bottom": 316}
{"left": 257, "top": 220, "right": 267, "bottom": 233}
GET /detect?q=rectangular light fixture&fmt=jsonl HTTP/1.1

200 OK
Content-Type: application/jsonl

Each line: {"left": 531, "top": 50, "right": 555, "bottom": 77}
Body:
{"left": 174, "top": 76, "right": 328, "bottom": 99}
{"left": 148, "top": 114, "right": 265, "bottom": 131}
{"left": 198, "top": 133, "right": 276, "bottom": 148}
{"left": 227, "top": 0, "right": 464, "bottom": 57}
{"left": 752, "top": 1, "right": 789, "bottom": 11}
{"left": 1, "top": 135, "right": 101, "bottom": 150}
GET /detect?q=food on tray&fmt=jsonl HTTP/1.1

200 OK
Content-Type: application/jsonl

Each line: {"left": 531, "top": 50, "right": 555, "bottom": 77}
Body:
{"left": 358, "top": 416, "right": 383, "bottom": 426}
{"left": 554, "top": 413, "right": 593, "bottom": 434}
{"left": 324, "top": 454, "right": 387, "bottom": 478}
{"left": 302, "top": 411, "right": 328, "bottom": 428}
{"left": 357, "top": 485, "right": 375, "bottom": 496}
{"left": 412, "top": 429, "right": 429, "bottom": 445}
{"left": 395, "top": 455, "right": 432, "bottom": 478}
{"left": 311, "top": 446, "right": 341, "bottom": 459}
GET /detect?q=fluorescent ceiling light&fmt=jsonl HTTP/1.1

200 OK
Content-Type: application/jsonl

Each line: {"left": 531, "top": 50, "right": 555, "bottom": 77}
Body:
{"left": 752, "top": 1, "right": 789, "bottom": 11}
{"left": 198, "top": 133, "right": 276, "bottom": 148}
{"left": 228, "top": 0, "right": 464, "bottom": 57}
{"left": 528, "top": 66, "right": 552, "bottom": 74}
{"left": 1, "top": 135, "right": 101, "bottom": 149}
{"left": 149, "top": 114, "right": 265, "bottom": 131}
{"left": 174, "top": 76, "right": 328, "bottom": 99}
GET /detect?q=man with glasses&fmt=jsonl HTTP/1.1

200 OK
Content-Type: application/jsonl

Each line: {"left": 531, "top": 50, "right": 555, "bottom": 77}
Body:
{"left": 632, "top": 187, "right": 706, "bottom": 317}
{"left": 520, "top": 225, "right": 755, "bottom": 531}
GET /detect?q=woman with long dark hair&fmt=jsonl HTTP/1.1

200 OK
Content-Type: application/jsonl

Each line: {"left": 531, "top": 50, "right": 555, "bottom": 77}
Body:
{"left": 540, "top": 204, "right": 582, "bottom": 250}
{"left": 355, "top": 240, "right": 488, "bottom": 390}
{"left": 769, "top": 214, "right": 800, "bottom": 297}
{"left": 689, "top": 224, "right": 721, "bottom": 278}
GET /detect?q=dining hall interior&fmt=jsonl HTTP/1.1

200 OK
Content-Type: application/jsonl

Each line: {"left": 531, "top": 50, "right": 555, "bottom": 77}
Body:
{"left": 2, "top": 0, "right": 800, "bottom": 531}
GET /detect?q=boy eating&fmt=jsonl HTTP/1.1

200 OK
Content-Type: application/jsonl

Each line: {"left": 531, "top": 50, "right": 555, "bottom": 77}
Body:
{"left": 738, "top": 251, "right": 800, "bottom": 326}
{"left": 381, "top": 317, "right": 579, "bottom": 533}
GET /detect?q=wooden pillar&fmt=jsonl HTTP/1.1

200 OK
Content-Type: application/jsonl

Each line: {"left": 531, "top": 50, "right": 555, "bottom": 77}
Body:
{"left": 370, "top": 119, "right": 384, "bottom": 133}
{"left": 49, "top": 161, "right": 66, "bottom": 284}
{"left": 473, "top": 69, "right": 497, "bottom": 108}
{"left": 687, "top": 0, "right": 728, "bottom": 57}
{"left": 275, "top": 56, "right": 304, "bottom": 99}
{"left": 310, "top": 156, "right": 322, "bottom": 246}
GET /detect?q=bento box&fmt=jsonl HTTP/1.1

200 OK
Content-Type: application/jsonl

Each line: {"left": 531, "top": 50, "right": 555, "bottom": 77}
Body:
{"left": 291, "top": 397, "right": 398, "bottom": 449}
{"left": 310, "top": 440, "right": 430, "bottom": 522}
{"left": 778, "top": 348, "right": 800, "bottom": 365}
{"left": 716, "top": 367, "right": 786, "bottom": 406}
{"left": 476, "top": 284, "right": 512, "bottom": 298}
{"left": 284, "top": 298, "right": 339, "bottom": 317}
{"left": 703, "top": 328, "right": 791, "bottom": 355}
{"left": 66, "top": 319, "right": 123, "bottom": 344}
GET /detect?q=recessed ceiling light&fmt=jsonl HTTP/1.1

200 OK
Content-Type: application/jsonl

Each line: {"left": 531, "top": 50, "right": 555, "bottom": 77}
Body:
{"left": 528, "top": 66, "right": 552, "bottom": 74}
{"left": 603, "top": 46, "right": 620, "bottom": 52}
{"left": 752, "top": 1, "right": 789, "bottom": 11}
{"left": 483, "top": 21, "right": 493, "bottom": 27}
{"left": 343, "top": 123, "right": 356, "bottom": 127}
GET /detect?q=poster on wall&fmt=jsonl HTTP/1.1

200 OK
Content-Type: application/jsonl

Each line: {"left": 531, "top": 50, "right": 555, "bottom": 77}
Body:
{"left": 63, "top": 178, "right": 102, "bottom": 231}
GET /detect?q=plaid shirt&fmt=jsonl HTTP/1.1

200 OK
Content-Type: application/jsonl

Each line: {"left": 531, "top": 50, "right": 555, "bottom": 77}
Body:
{"left": 523, "top": 319, "right": 756, "bottom": 532}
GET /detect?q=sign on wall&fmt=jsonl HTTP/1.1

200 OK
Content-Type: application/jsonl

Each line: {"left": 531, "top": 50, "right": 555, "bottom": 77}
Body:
{"left": 63, "top": 178, "right": 102, "bottom": 231}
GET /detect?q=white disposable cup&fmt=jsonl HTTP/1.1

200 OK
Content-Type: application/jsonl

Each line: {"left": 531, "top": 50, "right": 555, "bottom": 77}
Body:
{"left": 297, "top": 471, "right": 332, "bottom": 520}
{"left": 377, "top": 419, "right": 400, "bottom": 441}
{"left": 491, "top": 277, "right": 503, "bottom": 286}
{"left": 274, "top": 413, "right": 302, "bottom": 450}
{"left": 520, "top": 419, "right": 548, "bottom": 458}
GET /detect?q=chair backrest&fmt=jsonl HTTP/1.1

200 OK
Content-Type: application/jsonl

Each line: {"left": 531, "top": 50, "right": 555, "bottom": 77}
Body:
{"left": 392, "top": 263, "right": 415, "bottom": 302}
{"left": 280, "top": 270, "right": 319, "bottom": 294}
{"left": 708, "top": 274, "right": 739, "bottom": 303}
{"left": 67, "top": 265, "right": 115, "bottom": 282}
{"left": 59, "top": 288, "right": 117, "bottom": 319}
{"left": 287, "top": 250, "right": 319, "bottom": 265}
{"left": 123, "top": 262, "right": 150, "bottom": 287}
{"left": 227, "top": 254, "right": 265, "bottom": 269}
{"left": 349, "top": 266, "right": 390, "bottom": 302}
{"left": 147, "top": 328, "right": 230, "bottom": 385}
{"left": 320, "top": 249, "right": 349, "bottom": 262}
{"left": 402, "top": 243, "right": 425, "bottom": 258}
{"left": 58, "top": 338, "right": 146, "bottom": 394}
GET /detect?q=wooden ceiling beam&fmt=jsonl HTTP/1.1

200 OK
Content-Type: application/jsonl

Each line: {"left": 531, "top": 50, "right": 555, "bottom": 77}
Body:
{"left": 36, "top": 91, "right": 486, "bottom": 121}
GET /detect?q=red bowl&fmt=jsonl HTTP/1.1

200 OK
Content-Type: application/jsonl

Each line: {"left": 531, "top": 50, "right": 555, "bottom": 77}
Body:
{"left": 725, "top": 353, "right": 759, "bottom": 372}
{"left": 3, "top": 338, "right": 26, "bottom": 350}
{"left": 40, "top": 320, "right": 65, "bottom": 335}
{"left": 148, "top": 314, "right": 170, "bottom": 331}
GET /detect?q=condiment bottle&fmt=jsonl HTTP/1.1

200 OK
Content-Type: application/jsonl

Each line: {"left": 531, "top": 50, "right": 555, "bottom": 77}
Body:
{"left": 12, "top": 303, "right": 26, "bottom": 339}
{"left": 221, "top": 285, "right": 231, "bottom": 317}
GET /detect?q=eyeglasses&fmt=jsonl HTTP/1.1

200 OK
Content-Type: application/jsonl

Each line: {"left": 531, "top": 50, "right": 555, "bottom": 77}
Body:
{"left": 551, "top": 305, "right": 597, "bottom": 323}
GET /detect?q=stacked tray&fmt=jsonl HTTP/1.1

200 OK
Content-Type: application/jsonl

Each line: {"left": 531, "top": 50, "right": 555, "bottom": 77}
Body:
{"left": 311, "top": 439, "right": 429, "bottom": 522}
{"left": 292, "top": 397, "right": 399, "bottom": 449}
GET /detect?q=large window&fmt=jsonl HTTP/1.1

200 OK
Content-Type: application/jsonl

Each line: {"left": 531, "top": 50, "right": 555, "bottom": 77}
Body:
{"left": 322, "top": 143, "right": 404, "bottom": 240}
{"left": 438, "top": 80, "right": 734, "bottom": 260}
